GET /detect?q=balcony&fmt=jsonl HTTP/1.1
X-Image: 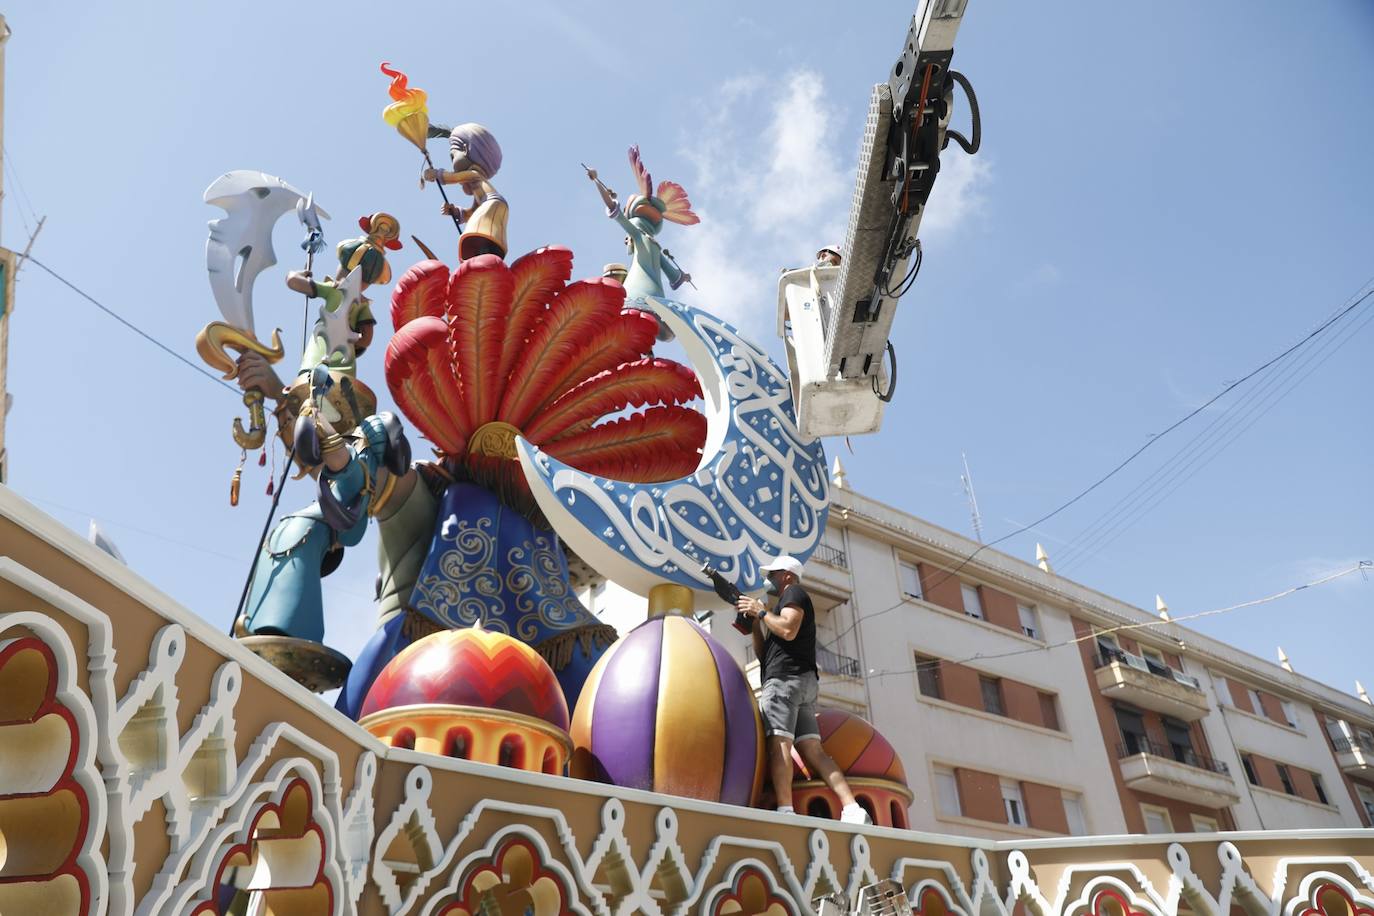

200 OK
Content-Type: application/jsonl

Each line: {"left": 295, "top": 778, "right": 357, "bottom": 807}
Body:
{"left": 817, "top": 645, "right": 862, "bottom": 679}
{"left": 811, "top": 543, "right": 849, "bottom": 570}
{"left": 1332, "top": 735, "right": 1374, "bottom": 775}
{"left": 745, "top": 645, "right": 867, "bottom": 712}
{"left": 1117, "top": 739, "right": 1240, "bottom": 808}
{"left": 1093, "top": 649, "right": 1209, "bottom": 722}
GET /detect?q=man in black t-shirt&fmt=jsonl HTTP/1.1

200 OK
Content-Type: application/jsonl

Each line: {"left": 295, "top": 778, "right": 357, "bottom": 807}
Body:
{"left": 737, "top": 555, "right": 872, "bottom": 825}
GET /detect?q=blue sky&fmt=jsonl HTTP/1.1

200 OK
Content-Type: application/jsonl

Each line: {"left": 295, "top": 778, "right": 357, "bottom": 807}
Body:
{"left": 3, "top": 2, "right": 1371, "bottom": 695}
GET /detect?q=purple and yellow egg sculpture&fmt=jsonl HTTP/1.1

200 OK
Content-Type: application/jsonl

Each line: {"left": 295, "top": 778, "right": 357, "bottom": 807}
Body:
{"left": 570, "top": 586, "right": 764, "bottom": 806}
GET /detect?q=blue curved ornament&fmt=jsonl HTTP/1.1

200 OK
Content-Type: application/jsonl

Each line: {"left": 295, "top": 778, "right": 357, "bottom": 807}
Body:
{"left": 517, "top": 295, "right": 829, "bottom": 596}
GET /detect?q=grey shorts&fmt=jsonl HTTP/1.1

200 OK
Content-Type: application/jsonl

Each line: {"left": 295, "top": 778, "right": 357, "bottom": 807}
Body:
{"left": 759, "top": 672, "right": 821, "bottom": 742}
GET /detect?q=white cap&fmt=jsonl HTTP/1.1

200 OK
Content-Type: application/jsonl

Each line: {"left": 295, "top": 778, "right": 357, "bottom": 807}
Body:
{"left": 761, "top": 555, "right": 804, "bottom": 579}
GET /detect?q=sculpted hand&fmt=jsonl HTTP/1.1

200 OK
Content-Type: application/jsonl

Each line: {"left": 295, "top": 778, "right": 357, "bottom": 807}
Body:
{"left": 422, "top": 167, "right": 442, "bottom": 184}
{"left": 440, "top": 202, "right": 462, "bottom": 217}
{"left": 236, "top": 351, "right": 286, "bottom": 401}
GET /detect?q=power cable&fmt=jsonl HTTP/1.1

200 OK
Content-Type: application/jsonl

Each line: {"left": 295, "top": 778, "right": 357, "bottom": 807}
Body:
{"left": 26, "top": 256, "right": 240, "bottom": 394}
{"left": 1, "top": 144, "right": 40, "bottom": 228}
{"left": 831, "top": 276, "right": 1374, "bottom": 645}
{"left": 858, "top": 561, "right": 1368, "bottom": 680}
{"left": 1054, "top": 280, "right": 1374, "bottom": 572}
{"left": 25, "top": 493, "right": 375, "bottom": 603}
{"left": 1058, "top": 299, "right": 1374, "bottom": 574}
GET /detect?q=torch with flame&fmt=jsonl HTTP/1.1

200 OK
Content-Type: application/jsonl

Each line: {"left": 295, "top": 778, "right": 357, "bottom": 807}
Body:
{"left": 380, "top": 62, "right": 462, "bottom": 231}
{"left": 381, "top": 62, "right": 429, "bottom": 150}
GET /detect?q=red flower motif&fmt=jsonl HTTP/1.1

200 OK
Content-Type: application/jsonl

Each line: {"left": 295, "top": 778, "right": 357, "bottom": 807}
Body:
{"left": 1084, "top": 888, "right": 1149, "bottom": 916}
{"left": 387, "top": 249, "right": 705, "bottom": 515}
{"left": 712, "top": 865, "right": 794, "bottom": 916}
{"left": 439, "top": 836, "right": 573, "bottom": 916}
{"left": 191, "top": 779, "right": 333, "bottom": 915}
{"left": 1298, "top": 883, "right": 1374, "bottom": 916}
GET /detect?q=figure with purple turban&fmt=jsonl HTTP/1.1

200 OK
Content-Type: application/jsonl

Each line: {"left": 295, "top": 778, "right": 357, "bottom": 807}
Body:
{"left": 422, "top": 122, "right": 508, "bottom": 260}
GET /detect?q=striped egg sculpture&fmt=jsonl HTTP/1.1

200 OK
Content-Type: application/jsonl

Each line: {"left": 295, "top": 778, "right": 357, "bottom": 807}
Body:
{"left": 571, "top": 612, "right": 764, "bottom": 806}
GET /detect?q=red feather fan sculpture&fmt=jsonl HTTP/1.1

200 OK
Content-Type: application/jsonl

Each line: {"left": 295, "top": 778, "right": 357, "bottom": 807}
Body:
{"left": 384, "top": 247, "right": 706, "bottom": 518}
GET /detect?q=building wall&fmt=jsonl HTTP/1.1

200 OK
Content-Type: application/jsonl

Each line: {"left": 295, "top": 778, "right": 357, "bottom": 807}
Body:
{"left": 568, "top": 483, "right": 1374, "bottom": 839}
{"left": 841, "top": 516, "right": 1126, "bottom": 840}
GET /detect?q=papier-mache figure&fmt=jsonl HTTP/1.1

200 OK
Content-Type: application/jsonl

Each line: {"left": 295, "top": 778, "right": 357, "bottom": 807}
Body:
{"left": 238, "top": 371, "right": 412, "bottom": 648}
{"left": 286, "top": 212, "right": 402, "bottom": 377}
{"left": 585, "top": 146, "right": 698, "bottom": 317}
{"left": 421, "top": 123, "right": 508, "bottom": 260}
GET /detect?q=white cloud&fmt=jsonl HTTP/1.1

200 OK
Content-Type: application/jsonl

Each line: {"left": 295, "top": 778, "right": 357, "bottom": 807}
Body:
{"left": 674, "top": 70, "right": 991, "bottom": 339}
{"left": 921, "top": 149, "right": 992, "bottom": 236}
{"left": 674, "top": 70, "right": 850, "bottom": 337}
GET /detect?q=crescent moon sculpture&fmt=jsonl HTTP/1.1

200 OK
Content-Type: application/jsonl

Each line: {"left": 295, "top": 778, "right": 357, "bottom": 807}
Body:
{"left": 516, "top": 295, "right": 829, "bottom": 596}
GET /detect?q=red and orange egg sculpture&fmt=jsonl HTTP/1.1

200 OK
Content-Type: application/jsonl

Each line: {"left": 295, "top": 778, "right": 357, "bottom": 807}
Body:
{"left": 359, "top": 627, "right": 572, "bottom": 774}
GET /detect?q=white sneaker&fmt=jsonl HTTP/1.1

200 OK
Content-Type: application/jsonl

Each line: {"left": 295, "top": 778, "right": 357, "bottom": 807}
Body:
{"left": 840, "top": 804, "right": 872, "bottom": 825}
{"left": 776, "top": 806, "right": 795, "bottom": 815}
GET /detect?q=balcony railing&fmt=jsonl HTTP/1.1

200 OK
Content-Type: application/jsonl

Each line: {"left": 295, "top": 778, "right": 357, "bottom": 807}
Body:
{"left": 745, "top": 644, "right": 862, "bottom": 680}
{"left": 811, "top": 543, "right": 849, "bottom": 569}
{"left": 1332, "top": 734, "right": 1374, "bottom": 754}
{"left": 817, "top": 645, "right": 862, "bottom": 679}
{"left": 1118, "top": 738, "right": 1230, "bottom": 776}
{"left": 1094, "top": 647, "right": 1201, "bottom": 690}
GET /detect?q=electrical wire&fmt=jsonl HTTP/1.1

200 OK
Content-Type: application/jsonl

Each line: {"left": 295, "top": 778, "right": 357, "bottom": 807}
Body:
{"left": 25, "top": 256, "right": 240, "bottom": 394}
{"left": 1053, "top": 279, "right": 1374, "bottom": 573}
{"left": 1, "top": 144, "right": 40, "bottom": 228}
{"left": 858, "top": 561, "right": 1369, "bottom": 680}
{"left": 1058, "top": 304, "right": 1374, "bottom": 574}
{"left": 853, "top": 277, "right": 1374, "bottom": 629}
{"left": 26, "top": 493, "right": 377, "bottom": 604}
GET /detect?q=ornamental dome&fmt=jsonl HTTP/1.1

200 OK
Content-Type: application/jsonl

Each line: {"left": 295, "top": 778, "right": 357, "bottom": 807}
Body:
{"left": 570, "top": 587, "right": 764, "bottom": 806}
{"left": 787, "top": 707, "right": 911, "bottom": 828}
{"left": 794, "top": 708, "right": 907, "bottom": 786}
{"left": 360, "top": 627, "right": 569, "bottom": 731}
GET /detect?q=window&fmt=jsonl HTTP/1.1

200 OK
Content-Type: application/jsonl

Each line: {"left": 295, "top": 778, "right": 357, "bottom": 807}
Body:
{"left": 1062, "top": 792, "right": 1087, "bottom": 836}
{"left": 1163, "top": 718, "right": 1195, "bottom": 766}
{"left": 1097, "top": 633, "right": 1122, "bottom": 663}
{"left": 1246, "top": 687, "right": 1264, "bottom": 714}
{"left": 1116, "top": 706, "right": 1148, "bottom": 755}
{"left": 934, "top": 766, "right": 961, "bottom": 816}
{"left": 1325, "top": 718, "right": 1348, "bottom": 743}
{"left": 916, "top": 654, "right": 943, "bottom": 699}
{"left": 1213, "top": 675, "right": 1232, "bottom": 706}
{"left": 1038, "top": 692, "right": 1061, "bottom": 731}
{"left": 1241, "top": 754, "right": 1259, "bottom": 786}
{"left": 961, "top": 583, "right": 984, "bottom": 619}
{"left": 1190, "top": 814, "right": 1219, "bottom": 832}
{"left": 1017, "top": 603, "right": 1039, "bottom": 639}
{"left": 1356, "top": 784, "right": 1374, "bottom": 823}
{"left": 1141, "top": 805, "right": 1173, "bottom": 835}
{"left": 1312, "top": 772, "right": 1329, "bottom": 805}
{"left": 899, "top": 562, "right": 924, "bottom": 600}
{"left": 1276, "top": 763, "right": 1296, "bottom": 795}
{"left": 1281, "top": 700, "right": 1299, "bottom": 728}
{"left": 980, "top": 676, "right": 1004, "bottom": 716}
{"left": 1140, "top": 647, "right": 1171, "bottom": 678}
{"left": 1000, "top": 779, "right": 1026, "bottom": 827}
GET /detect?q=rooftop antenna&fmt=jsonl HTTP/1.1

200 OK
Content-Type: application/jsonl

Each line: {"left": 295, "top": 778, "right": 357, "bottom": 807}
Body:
{"left": 960, "top": 451, "right": 984, "bottom": 543}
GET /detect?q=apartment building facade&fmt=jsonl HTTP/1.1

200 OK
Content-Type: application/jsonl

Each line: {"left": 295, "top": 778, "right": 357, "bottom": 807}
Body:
{"left": 577, "top": 471, "right": 1374, "bottom": 839}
